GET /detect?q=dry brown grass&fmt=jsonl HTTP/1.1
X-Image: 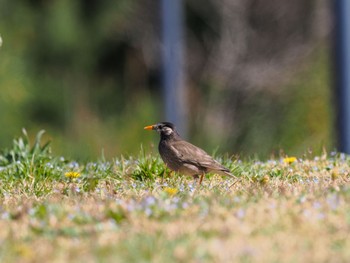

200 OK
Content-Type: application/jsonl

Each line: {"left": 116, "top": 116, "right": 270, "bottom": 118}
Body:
{"left": 0, "top": 152, "right": 350, "bottom": 262}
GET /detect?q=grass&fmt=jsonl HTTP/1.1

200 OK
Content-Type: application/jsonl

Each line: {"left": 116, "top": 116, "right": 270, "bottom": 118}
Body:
{"left": 0, "top": 131, "right": 349, "bottom": 262}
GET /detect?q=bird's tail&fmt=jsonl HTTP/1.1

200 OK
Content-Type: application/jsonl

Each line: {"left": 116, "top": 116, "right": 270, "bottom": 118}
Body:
{"left": 216, "top": 168, "right": 242, "bottom": 188}
{"left": 214, "top": 167, "right": 235, "bottom": 177}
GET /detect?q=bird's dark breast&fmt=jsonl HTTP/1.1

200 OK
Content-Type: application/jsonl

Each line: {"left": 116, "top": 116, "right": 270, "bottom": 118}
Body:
{"left": 158, "top": 140, "right": 182, "bottom": 171}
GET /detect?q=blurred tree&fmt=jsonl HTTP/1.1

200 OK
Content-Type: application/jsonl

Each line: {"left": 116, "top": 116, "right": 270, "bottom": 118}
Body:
{"left": 183, "top": 0, "right": 333, "bottom": 156}
{"left": 0, "top": 0, "right": 333, "bottom": 158}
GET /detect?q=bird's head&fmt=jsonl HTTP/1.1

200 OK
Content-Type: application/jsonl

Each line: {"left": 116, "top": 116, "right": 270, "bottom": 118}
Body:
{"left": 144, "top": 122, "right": 178, "bottom": 137}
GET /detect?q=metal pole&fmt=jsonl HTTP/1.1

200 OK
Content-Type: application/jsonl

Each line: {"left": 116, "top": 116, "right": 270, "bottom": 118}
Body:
{"left": 334, "top": 0, "right": 350, "bottom": 153}
{"left": 161, "top": 0, "right": 187, "bottom": 137}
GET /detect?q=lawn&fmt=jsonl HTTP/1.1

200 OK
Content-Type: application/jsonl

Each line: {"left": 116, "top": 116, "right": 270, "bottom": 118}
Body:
{"left": 0, "top": 131, "right": 349, "bottom": 262}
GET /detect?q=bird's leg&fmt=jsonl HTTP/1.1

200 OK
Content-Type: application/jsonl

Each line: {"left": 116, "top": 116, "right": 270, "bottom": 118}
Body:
{"left": 160, "top": 167, "right": 165, "bottom": 184}
{"left": 198, "top": 172, "right": 205, "bottom": 185}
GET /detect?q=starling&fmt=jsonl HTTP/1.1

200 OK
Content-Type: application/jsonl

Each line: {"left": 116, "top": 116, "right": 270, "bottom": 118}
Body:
{"left": 144, "top": 122, "right": 233, "bottom": 184}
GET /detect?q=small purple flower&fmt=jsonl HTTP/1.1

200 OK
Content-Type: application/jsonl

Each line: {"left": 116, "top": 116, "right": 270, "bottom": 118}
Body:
{"left": 144, "top": 196, "right": 156, "bottom": 206}
{"left": 182, "top": 202, "right": 189, "bottom": 209}
{"left": 312, "top": 201, "right": 322, "bottom": 210}
{"left": 235, "top": 208, "right": 245, "bottom": 219}
{"left": 327, "top": 194, "right": 340, "bottom": 210}
{"left": 145, "top": 207, "right": 153, "bottom": 217}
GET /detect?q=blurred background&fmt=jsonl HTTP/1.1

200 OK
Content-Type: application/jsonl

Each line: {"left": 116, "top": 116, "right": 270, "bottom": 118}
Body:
{"left": 0, "top": 0, "right": 334, "bottom": 159}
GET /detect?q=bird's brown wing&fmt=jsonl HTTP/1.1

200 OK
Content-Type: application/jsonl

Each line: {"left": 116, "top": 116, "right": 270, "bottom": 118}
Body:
{"left": 170, "top": 140, "right": 232, "bottom": 176}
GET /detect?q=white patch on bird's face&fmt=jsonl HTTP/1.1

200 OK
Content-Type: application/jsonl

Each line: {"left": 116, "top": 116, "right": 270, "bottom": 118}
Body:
{"left": 162, "top": 127, "right": 173, "bottom": 135}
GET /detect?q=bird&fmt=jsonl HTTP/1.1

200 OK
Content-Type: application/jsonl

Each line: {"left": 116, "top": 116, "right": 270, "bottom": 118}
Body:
{"left": 144, "top": 122, "right": 234, "bottom": 185}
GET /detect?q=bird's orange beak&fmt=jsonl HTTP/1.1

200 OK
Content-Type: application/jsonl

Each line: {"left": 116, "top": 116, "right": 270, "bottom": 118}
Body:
{"left": 144, "top": 125, "right": 155, "bottom": 130}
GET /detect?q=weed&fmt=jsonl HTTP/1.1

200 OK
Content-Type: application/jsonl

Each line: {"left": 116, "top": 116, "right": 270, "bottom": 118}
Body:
{"left": 0, "top": 131, "right": 349, "bottom": 262}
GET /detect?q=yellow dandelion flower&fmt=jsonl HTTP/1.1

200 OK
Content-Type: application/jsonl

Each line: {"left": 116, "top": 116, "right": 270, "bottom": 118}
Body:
{"left": 14, "top": 244, "right": 34, "bottom": 259}
{"left": 260, "top": 175, "right": 270, "bottom": 185}
{"left": 164, "top": 187, "right": 178, "bottom": 196}
{"left": 283, "top": 157, "right": 297, "bottom": 164}
{"left": 65, "top": 171, "right": 81, "bottom": 178}
{"left": 331, "top": 169, "right": 339, "bottom": 181}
